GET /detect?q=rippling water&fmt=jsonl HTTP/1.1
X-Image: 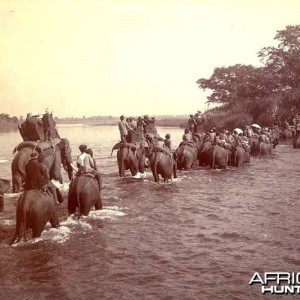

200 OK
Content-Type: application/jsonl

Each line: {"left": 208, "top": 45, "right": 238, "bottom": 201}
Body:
{"left": 0, "top": 125, "right": 299, "bottom": 299}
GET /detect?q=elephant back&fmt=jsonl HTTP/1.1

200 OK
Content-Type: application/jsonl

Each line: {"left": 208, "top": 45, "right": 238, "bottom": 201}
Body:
{"left": 14, "top": 138, "right": 61, "bottom": 153}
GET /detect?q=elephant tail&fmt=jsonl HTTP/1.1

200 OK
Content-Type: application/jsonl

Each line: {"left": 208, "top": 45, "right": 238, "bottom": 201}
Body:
{"left": 154, "top": 152, "right": 162, "bottom": 182}
{"left": 259, "top": 142, "right": 262, "bottom": 158}
{"left": 211, "top": 146, "right": 216, "bottom": 169}
{"left": 74, "top": 181, "right": 81, "bottom": 220}
{"left": 234, "top": 148, "right": 238, "bottom": 167}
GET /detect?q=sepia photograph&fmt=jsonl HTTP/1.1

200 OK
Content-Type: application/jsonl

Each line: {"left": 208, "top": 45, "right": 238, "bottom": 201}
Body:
{"left": 0, "top": 0, "right": 300, "bottom": 299}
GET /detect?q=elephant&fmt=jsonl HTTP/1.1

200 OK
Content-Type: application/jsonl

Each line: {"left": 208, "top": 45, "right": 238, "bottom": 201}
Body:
{"left": 292, "top": 135, "right": 300, "bottom": 148}
{"left": 0, "top": 179, "right": 10, "bottom": 213}
{"left": 231, "top": 146, "right": 250, "bottom": 167}
{"left": 207, "top": 145, "right": 228, "bottom": 169}
{"left": 251, "top": 140, "right": 273, "bottom": 156}
{"left": 68, "top": 174, "right": 102, "bottom": 217}
{"left": 198, "top": 141, "right": 212, "bottom": 166}
{"left": 258, "top": 142, "right": 273, "bottom": 156}
{"left": 174, "top": 143, "right": 199, "bottom": 171}
{"left": 149, "top": 149, "right": 176, "bottom": 182}
{"left": 111, "top": 142, "right": 147, "bottom": 177}
{"left": 10, "top": 189, "right": 59, "bottom": 244}
{"left": 11, "top": 138, "right": 73, "bottom": 193}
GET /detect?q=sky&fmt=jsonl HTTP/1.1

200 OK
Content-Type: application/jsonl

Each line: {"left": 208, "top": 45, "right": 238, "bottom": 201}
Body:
{"left": 0, "top": 0, "right": 300, "bottom": 118}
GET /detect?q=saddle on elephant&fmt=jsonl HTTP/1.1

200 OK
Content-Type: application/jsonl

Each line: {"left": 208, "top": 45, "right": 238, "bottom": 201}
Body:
{"left": 19, "top": 112, "right": 60, "bottom": 142}
{"left": 13, "top": 137, "right": 62, "bottom": 156}
{"left": 152, "top": 145, "right": 172, "bottom": 157}
{"left": 75, "top": 169, "right": 103, "bottom": 191}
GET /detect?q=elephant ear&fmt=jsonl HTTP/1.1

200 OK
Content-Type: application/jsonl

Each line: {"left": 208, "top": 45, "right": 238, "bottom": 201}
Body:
{"left": 59, "top": 138, "right": 70, "bottom": 153}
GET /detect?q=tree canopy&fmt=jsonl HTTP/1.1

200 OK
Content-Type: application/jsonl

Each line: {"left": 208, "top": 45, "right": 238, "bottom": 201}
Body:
{"left": 0, "top": 113, "right": 19, "bottom": 132}
{"left": 197, "top": 25, "right": 300, "bottom": 129}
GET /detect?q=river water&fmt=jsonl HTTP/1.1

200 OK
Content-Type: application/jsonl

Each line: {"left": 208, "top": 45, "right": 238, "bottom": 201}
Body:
{"left": 0, "top": 125, "right": 299, "bottom": 299}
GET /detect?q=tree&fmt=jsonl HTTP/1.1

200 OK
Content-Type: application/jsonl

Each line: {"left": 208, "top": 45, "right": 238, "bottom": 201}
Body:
{"left": 196, "top": 64, "right": 278, "bottom": 126}
{"left": 258, "top": 25, "right": 300, "bottom": 116}
{"left": 197, "top": 25, "right": 300, "bottom": 128}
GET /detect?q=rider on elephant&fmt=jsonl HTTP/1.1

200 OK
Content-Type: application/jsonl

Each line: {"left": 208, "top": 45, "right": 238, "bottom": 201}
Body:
{"left": 226, "top": 131, "right": 235, "bottom": 144}
{"left": 118, "top": 115, "right": 131, "bottom": 142}
{"left": 208, "top": 128, "right": 217, "bottom": 142}
{"left": 76, "top": 144, "right": 102, "bottom": 191}
{"left": 259, "top": 128, "right": 271, "bottom": 143}
{"left": 193, "top": 111, "right": 204, "bottom": 133}
{"left": 24, "top": 152, "right": 63, "bottom": 205}
{"left": 245, "top": 125, "right": 254, "bottom": 138}
{"left": 86, "top": 148, "right": 102, "bottom": 188}
{"left": 233, "top": 131, "right": 243, "bottom": 147}
{"left": 188, "top": 114, "right": 196, "bottom": 133}
{"left": 164, "top": 134, "right": 172, "bottom": 150}
{"left": 240, "top": 133, "right": 250, "bottom": 152}
{"left": 182, "top": 129, "right": 193, "bottom": 144}
{"left": 215, "top": 130, "right": 230, "bottom": 149}
{"left": 153, "top": 137, "right": 172, "bottom": 156}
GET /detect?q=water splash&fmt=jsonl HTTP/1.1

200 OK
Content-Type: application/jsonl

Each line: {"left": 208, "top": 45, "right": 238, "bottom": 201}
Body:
{"left": 88, "top": 207, "right": 126, "bottom": 219}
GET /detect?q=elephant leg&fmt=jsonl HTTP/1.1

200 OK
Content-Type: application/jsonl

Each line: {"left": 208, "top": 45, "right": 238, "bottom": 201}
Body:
{"left": 13, "top": 174, "right": 23, "bottom": 193}
{"left": 173, "top": 162, "right": 177, "bottom": 179}
{"left": 95, "top": 194, "right": 103, "bottom": 210}
{"left": 32, "top": 226, "right": 43, "bottom": 238}
{"left": 151, "top": 167, "right": 158, "bottom": 182}
{"left": 139, "top": 156, "right": 145, "bottom": 174}
{"left": 118, "top": 159, "right": 125, "bottom": 177}
{"left": 50, "top": 215, "right": 60, "bottom": 228}
{"left": 67, "top": 192, "right": 77, "bottom": 215}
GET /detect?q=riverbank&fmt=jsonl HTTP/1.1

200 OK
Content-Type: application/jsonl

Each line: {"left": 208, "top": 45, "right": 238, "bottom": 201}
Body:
{"left": 56, "top": 115, "right": 188, "bottom": 128}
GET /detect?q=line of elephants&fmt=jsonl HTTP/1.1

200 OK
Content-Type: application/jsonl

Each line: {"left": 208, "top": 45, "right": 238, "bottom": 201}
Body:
{"left": 8, "top": 137, "right": 102, "bottom": 244}
{"left": 4, "top": 133, "right": 276, "bottom": 244}
{"left": 111, "top": 134, "right": 276, "bottom": 182}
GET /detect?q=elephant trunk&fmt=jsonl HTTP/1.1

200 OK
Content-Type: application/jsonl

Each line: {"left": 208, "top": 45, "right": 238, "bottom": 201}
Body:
{"left": 111, "top": 142, "right": 121, "bottom": 156}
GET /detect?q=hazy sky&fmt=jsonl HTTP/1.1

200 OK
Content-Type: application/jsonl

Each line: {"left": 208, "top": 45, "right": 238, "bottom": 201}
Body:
{"left": 1, "top": 0, "right": 299, "bottom": 118}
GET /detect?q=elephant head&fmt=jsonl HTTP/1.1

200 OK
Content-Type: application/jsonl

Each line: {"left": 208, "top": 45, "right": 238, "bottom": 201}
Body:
{"left": 59, "top": 138, "right": 73, "bottom": 180}
{"left": 0, "top": 179, "right": 10, "bottom": 213}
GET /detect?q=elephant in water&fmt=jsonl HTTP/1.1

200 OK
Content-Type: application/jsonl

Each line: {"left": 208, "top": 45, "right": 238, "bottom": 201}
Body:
{"left": 68, "top": 174, "right": 102, "bottom": 217}
{"left": 174, "top": 141, "right": 202, "bottom": 171}
{"left": 0, "top": 179, "right": 10, "bottom": 213}
{"left": 198, "top": 141, "right": 212, "bottom": 167}
{"left": 207, "top": 145, "right": 228, "bottom": 169}
{"left": 251, "top": 141, "right": 273, "bottom": 157}
{"left": 148, "top": 148, "right": 176, "bottom": 182}
{"left": 10, "top": 190, "right": 59, "bottom": 244}
{"left": 111, "top": 142, "right": 147, "bottom": 177}
{"left": 11, "top": 138, "right": 73, "bottom": 193}
{"left": 231, "top": 146, "right": 250, "bottom": 167}
{"left": 292, "top": 136, "right": 300, "bottom": 149}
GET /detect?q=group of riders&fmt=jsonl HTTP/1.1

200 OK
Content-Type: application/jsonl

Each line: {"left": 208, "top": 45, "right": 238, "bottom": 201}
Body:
{"left": 17, "top": 110, "right": 102, "bottom": 207}
{"left": 16, "top": 109, "right": 281, "bottom": 208}
{"left": 117, "top": 111, "right": 278, "bottom": 157}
